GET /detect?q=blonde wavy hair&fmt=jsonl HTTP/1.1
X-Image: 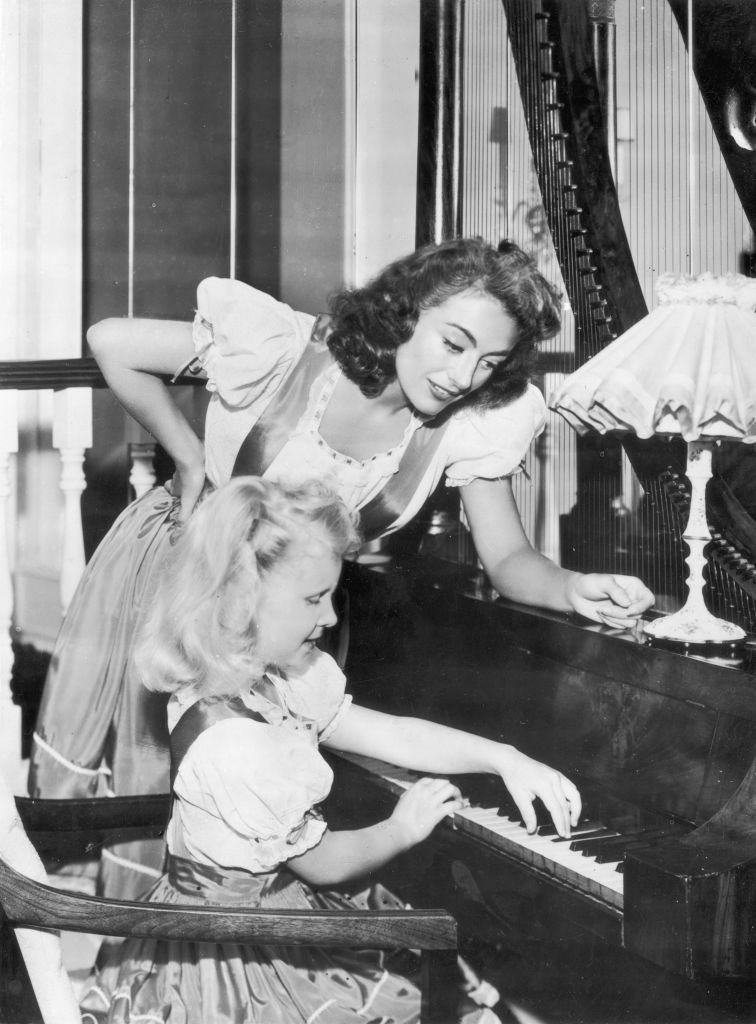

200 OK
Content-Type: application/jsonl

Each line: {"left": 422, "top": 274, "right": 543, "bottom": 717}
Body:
{"left": 132, "top": 476, "right": 361, "bottom": 699}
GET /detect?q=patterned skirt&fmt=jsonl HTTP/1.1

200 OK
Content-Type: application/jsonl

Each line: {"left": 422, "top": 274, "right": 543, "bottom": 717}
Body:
{"left": 78, "top": 856, "right": 502, "bottom": 1024}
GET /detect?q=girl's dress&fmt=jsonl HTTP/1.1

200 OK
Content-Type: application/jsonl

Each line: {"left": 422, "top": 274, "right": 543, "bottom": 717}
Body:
{"left": 28, "top": 278, "right": 546, "bottom": 899}
{"left": 78, "top": 654, "right": 501, "bottom": 1024}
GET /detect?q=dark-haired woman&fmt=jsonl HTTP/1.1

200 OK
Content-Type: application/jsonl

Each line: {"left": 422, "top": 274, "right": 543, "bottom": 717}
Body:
{"left": 29, "top": 237, "right": 653, "bottom": 899}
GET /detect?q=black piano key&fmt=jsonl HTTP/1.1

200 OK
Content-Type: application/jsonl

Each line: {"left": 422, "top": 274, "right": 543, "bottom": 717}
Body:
{"left": 576, "top": 830, "right": 647, "bottom": 853}
{"left": 566, "top": 829, "right": 622, "bottom": 850}
{"left": 591, "top": 828, "right": 687, "bottom": 864}
{"left": 537, "top": 819, "right": 604, "bottom": 838}
{"left": 594, "top": 841, "right": 653, "bottom": 864}
{"left": 584, "top": 836, "right": 650, "bottom": 862}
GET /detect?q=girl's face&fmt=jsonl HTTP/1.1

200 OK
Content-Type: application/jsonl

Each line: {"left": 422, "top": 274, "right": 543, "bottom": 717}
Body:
{"left": 394, "top": 289, "right": 518, "bottom": 417}
{"left": 255, "top": 531, "right": 342, "bottom": 673}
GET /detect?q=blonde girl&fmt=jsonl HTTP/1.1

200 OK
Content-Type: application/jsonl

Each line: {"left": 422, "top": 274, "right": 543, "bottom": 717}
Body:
{"left": 80, "top": 476, "right": 580, "bottom": 1024}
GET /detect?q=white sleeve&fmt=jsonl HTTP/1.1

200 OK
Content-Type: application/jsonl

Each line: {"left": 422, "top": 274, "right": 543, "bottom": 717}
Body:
{"left": 444, "top": 384, "right": 547, "bottom": 486}
{"left": 192, "top": 277, "right": 315, "bottom": 410}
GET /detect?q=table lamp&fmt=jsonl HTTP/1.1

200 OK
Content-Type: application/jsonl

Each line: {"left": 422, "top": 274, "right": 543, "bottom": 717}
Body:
{"left": 549, "top": 271, "right": 756, "bottom": 646}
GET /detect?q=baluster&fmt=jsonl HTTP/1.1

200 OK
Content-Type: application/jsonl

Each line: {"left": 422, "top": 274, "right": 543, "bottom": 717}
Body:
{"left": 52, "top": 388, "right": 92, "bottom": 615}
{"left": 0, "top": 390, "right": 21, "bottom": 788}
{"left": 128, "top": 441, "right": 157, "bottom": 500}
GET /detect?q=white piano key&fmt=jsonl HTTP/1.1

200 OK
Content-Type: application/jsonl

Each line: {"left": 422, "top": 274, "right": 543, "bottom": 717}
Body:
{"left": 333, "top": 751, "right": 624, "bottom": 909}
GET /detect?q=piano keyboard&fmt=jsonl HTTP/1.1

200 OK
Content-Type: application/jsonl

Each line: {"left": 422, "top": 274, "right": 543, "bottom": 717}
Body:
{"left": 333, "top": 751, "right": 628, "bottom": 910}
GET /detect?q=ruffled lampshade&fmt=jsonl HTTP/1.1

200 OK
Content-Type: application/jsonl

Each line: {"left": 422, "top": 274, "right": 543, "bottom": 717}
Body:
{"left": 550, "top": 272, "right": 756, "bottom": 646}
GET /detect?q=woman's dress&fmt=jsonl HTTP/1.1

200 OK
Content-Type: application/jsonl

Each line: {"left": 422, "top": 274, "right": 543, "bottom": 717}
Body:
{"left": 28, "top": 278, "right": 546, "bottom": 899}
{"left": 78, "top": 655, "right": 501, "bottom": 1024}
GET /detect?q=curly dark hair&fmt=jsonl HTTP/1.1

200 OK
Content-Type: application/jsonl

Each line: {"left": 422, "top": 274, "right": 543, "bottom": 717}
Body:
{"left": 326, "top": 237, "right": 562, "bottom": 409}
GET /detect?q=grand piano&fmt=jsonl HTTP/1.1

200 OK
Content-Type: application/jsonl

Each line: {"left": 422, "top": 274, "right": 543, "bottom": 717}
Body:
{"left": 328, "top": 554, "right": 756, "bottom": 988}
{"left": 324, "top": 0, "right": 756, "bottom": 1006}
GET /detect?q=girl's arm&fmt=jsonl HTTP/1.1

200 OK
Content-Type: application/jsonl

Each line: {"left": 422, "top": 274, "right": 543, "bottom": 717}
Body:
{"left": 324, "top": 704, "right": 581, "bottom": 838}
{"left": 461, "top": 476, "right": 654, "bottom": 626}
{"left": 287, "top": 777, "right": 464, "bottom": 886}
{"left": 88, "top": 317, "right": 206, "bottom": 519}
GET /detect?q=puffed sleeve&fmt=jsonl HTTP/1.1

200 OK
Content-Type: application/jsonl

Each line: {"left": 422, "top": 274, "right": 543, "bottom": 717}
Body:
{"left": 177, "top": 718, "right": 333, "bottom": 870}
{"left": 192, "top": 277, "right": 315, "bottom": 410}
{"left": 273, "top": 652, "right": 352, "bottom": 741}
{"left": 444, "top": 384, "right": 547, "bottom": 486}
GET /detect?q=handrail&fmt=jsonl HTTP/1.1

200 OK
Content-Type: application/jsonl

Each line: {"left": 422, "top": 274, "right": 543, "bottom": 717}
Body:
{"left": 0, "top": 358, "right": 105, "bottom": 390}
{"left": 0, "top": 358, "right": 204, "bottom": 391}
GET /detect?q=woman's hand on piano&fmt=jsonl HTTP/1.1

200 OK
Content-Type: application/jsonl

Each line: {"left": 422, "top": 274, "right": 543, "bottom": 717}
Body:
{"left": 497, "top": 749, "right": 582, "bottom": 838}
{"left": 565, "top": 572, "right": 654, "bottom": 629}
{"left": 389, "top": 777, "right": 467, "bottom": 846}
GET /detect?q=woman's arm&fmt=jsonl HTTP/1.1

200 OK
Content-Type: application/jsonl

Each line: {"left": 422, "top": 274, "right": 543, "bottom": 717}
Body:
{"left": 324, "top": 704, "right": 581, "bottom": 838}
{"left": 460, "top": 476, "right": 654, "bottom": 626}
{"left": 88, "top": 317, "right": 206, "bottom": 519}
{"left": 287, "top": 777, "right": 464, "bottom": 886}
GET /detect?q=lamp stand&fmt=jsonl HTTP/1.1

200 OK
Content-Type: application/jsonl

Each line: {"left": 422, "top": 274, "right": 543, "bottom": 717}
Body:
{"left": 644, "top": 440, "right": 746, "bottom": 646}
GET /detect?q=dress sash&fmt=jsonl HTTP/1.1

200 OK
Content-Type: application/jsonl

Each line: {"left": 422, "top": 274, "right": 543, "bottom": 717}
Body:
{"left": 169, "top": 695, "right": 266, "bottom": 790}
{"left": 232, "top": 315, "right": 451, "bottom": 541}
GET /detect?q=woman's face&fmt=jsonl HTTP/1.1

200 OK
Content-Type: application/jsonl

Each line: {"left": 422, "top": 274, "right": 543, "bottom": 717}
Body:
{"left": 254, "top": 531, "right": 341, "bottom": 674}
{"left": 394, "top": 289, "right": 518, "bottom": 417}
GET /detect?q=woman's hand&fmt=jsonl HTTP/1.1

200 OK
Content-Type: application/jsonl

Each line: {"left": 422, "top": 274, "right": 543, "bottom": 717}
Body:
{"left": 165, "top": 454, "right": 207, "bottom": 522}
{"left": 497, "top": 750, "right": 582, "bottom": 838}
{"left": 565, "top": 572, "right": 654, "bottom": 628}
{"left": 389, "top": 777, "right": 465, "bottom": 847}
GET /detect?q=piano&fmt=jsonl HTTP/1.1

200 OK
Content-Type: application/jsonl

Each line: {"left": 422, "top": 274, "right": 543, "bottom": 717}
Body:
{"left": 357, "top": 2, "right": 756, "bottom": 1001}
{"left": 324, "top": 555, "right": 756, "bottom": 994}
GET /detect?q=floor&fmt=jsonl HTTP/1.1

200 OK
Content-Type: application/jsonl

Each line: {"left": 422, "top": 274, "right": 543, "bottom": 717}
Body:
{"left": 467, "top": 933, "right": 756, "bottom": 1024}
{"left": 52, "top": 867, "right": 102, "bottom": 997}
{"left": 56, "top": 905, "right": 756, "bottom": 1024}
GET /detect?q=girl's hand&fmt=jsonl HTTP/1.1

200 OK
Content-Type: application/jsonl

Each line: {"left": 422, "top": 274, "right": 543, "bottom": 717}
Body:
{"left": 165, "top": 456, "right": 207, "bottom": 523}
{"left": 566, "top": 572, "right": 654, "bottom": 628}
{"left": 498, "top": 750, "right": 581, "bottom": 838}
{"left": 390, "top": 777, "right": 465, "bottom": 847}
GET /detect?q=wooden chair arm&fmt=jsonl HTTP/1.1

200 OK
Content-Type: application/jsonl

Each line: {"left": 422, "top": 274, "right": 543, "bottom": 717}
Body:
{"left": 0, "top": 854, "right": 456, "bottom": 950}
{"left": 0, "top": 853, "right": 458, "bottom": 1023}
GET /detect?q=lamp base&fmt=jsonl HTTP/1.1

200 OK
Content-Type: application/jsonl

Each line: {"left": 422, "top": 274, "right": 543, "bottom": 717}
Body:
{"left": 643, "top": 439, "right": 748, "bottom": 649}
{"left": 644, "top": 606, "right": 746, "bottom": 646}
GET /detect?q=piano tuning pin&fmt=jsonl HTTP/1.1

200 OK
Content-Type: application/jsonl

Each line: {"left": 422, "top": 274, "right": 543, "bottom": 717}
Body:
{"left": 565, "top": 206, "right": 583, "bottom": 216}
{"left": 562, "top": 182, "right": 578, "bottom": 191}
{"left": 546, "top": 102, "right": 564, "bottom": 111}
{"left": 579, "top": 266, "right": 598, "bottom": 276}
{"left": 594, "top": 315, "right": 613, "bottom": 325}
{"left": 541, "top": 71, "right": 560, "bottom": 82}
{"left": 539, "top": 40, "right": 555, "bottom": 51}
{"left": 576, "top": 247, "right": 594, "bottom": 258}
{"left": 551, "top": 131, "right": 569, "bottom": 141}
{"left": 569, "top": 227, "right": 589, "bottom": 238}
